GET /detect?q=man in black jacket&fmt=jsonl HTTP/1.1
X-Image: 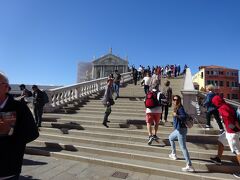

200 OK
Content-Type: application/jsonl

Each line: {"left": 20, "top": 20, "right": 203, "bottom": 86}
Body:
{"left": 0, "top": 72, "right": 39, "bottom": 179}
{"left": 113, "top": 70, "right": 121, "bottom": 100}
{"left": 32, "top": 85, "right": 45, "bottom": 127}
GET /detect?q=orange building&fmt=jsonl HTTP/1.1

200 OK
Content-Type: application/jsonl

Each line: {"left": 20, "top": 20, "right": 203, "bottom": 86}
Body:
{"left": 193, "top": 65, "right": 240, "bottom": 101}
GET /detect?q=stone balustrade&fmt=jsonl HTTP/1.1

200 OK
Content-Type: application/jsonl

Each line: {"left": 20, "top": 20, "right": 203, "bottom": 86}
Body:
{"left": 44, "top": 72, "right": 132, "bottom": 112}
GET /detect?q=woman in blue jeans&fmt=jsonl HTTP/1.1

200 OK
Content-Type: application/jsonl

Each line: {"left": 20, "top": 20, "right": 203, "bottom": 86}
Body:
{"left": 168, "top": 95, "right": 195, "bottom": 172}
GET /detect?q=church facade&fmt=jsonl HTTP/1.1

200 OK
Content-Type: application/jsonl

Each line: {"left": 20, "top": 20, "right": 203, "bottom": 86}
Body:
{"left": 91, "top": 52, "right": 129, "bottom": 79}
{"left": 77, "top": 51, "right": 129, "bottom": 83}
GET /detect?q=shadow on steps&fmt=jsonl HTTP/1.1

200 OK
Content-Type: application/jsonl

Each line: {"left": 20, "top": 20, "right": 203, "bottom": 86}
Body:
{"left": 118, "top": 119, "right": 146, "bottom": 129}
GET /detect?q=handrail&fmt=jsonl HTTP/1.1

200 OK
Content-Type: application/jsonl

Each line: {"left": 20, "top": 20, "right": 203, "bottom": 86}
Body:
{"left": 44, "top": 72, "right": 132, "bottom": 112}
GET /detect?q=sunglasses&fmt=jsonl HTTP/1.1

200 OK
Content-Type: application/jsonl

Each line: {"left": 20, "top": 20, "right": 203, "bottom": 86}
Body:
{"left": 173, "top": 98, "right": 178, "bottom": 101}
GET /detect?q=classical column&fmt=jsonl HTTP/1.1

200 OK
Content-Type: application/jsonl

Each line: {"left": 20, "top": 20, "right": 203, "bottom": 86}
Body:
{"left": 92, "top": 65, "right": 95, "bottom": 79}
{"left": 94, "top": 66, "right": 97, "bottom": 79}
{"left": 101, "top": 66, "right": 104, "bottom": 78}
{"left": 103, "top": 65, "right": 106, "bottom": 77}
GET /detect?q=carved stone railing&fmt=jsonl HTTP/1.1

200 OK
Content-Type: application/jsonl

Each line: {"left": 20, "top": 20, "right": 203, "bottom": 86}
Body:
{"left": 44, "top": 72, "right": 132, "bottom": 112}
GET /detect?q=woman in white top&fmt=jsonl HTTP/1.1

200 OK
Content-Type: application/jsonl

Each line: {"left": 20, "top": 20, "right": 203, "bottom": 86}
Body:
{"left": 141, "top": 72, "right": 151, "bottom": 94}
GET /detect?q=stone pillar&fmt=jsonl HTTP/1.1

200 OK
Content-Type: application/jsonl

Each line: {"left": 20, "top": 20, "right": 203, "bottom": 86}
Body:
{"left": 181, "top": 68, "right": 199, "bottom": 115}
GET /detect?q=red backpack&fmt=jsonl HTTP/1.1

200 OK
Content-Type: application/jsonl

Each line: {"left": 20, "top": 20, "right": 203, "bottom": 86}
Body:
{"left": 145, "top": 91, "right": 160, "bottom": 108}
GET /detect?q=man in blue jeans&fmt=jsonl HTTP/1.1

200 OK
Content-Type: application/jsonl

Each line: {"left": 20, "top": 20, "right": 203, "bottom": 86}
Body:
{"left": 113, "top": 70, "right": 121, "bottom": 100}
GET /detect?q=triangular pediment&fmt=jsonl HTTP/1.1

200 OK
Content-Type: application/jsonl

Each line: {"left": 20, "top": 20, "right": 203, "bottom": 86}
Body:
{"left": 92, "top": 54, "right": 128, "bottom": 65}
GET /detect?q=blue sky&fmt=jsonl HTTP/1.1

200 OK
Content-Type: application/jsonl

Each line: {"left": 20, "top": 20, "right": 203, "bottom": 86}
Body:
{"left": 0, "top": 0, "right": 239, "bottom": 85}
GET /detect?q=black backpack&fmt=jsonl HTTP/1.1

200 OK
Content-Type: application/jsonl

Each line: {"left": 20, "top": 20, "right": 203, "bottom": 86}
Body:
{"left": 25, "top": 89, "right": 32, "bottom": 97}
{"left": 159, "top": 93, "right": 168, "bottom": 106}
{"left": 42, "top": 91, "right": 49, "bottom": 104}
{"left": 116, "top": 74, "right": 121, "bottom": 81}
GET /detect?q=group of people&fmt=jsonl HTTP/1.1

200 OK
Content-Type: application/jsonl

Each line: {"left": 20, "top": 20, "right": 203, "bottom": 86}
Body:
{"left": 131, "top": 64, "right": 187, "bottom": 85}
{"left": 145, "top": 81, "right": 240, "bottom": 177}
{"left": 203, "top": 84, "right": 240, "bottom": 178}
{"left": 102, "top": 67, "right": 240, "bottom": 177}
{"left": 143, "top": 79, "right": 194, "bottom": 172}
{"left": 18, "top": 84, "right": 48, "bottom": 128}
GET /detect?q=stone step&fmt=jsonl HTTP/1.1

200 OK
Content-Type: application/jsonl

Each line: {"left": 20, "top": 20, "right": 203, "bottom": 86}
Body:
{"left": 30, "top": 136, "right": 222, "bottom": 159}
{"left": 37, "top": 129, "right": 224, "bottom": 151}
{"left": 72, "top": 109, "right": 146, "bottom": 117}
{"left": 41, "top": 118, "right": 219, "bottom": 135}
{"left": 81, "top": 103, "right": 146, "bottom": 108}
{"left": 28, "top": 142, "right": 232, "bottom": 175}
{"left": 26, "top": 139, "right": 238, "bottom": 179}
{"left": 119, "top": 91, "right": 145, "bottom": 94}
{"left": 42, "top": 114, "right": 219, "bottom": 135}
{"left": 34, "top": 133, "right": 234, "bottom": 160}
{"left": 61, "top": 106, "right": 174, "bottom": 117}
{"left": 77, "top": 104, "right": 174, "bottom": 113}
{"left": 86, "top": 100, "right": 145, "bottom": 107}
{"left": 39, "top": 126, "right": 220, "bottom": 146}
{"left": 77, "top": 106, "right": 149, "bottom": 113}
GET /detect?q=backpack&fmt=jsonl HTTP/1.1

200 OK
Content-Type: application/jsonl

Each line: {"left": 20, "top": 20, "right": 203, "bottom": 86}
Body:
{"left": 159, "top": 93, "right": 168, "bottom": 106}
{"left": 114, "top": 73, "right": 121, "bottom": 83}
{"left": 26, "top": 89, "right": 32, "bottom": 97}
{"left": 184, "top": 113, "right": 194, "bottom": 128}
{"left": 42, "top": 91, "right": 49, "bottom": 104}
{"left": 235, "top": 107, "right": 240, "bottom": 124}
{"left": 225, "top": 106, "right": 240, "bottom": 132}
{"left": 145, "top": 91, "right": 160, "bottom": 108}
{"left": 116, "top": 74, "right": 121, "bottom": 81}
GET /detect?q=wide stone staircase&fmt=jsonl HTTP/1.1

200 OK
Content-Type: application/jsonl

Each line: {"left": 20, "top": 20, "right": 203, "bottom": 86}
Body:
{"left": 26, "top": 77, "right": 239, "bottom": 180}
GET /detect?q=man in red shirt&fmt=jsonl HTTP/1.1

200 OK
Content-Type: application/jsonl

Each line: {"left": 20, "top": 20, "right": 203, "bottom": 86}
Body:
{"left": 211, "top": 95, "right": 240, "bottom": 178}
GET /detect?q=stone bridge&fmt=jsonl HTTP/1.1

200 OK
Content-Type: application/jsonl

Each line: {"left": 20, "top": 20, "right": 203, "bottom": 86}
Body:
{"left": 23, "top": 68, "right": 240, "bottom": 180}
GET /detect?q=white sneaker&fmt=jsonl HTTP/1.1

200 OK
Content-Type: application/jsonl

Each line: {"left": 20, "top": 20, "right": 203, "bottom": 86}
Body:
{"left": 182, "top": 165, "right": 195, "bottom": 172}
{"left": 169, "top": 153, "right": 177, "bottom": 160}
{"left": 233, "top": 172, "right": 240, "bottom": 178}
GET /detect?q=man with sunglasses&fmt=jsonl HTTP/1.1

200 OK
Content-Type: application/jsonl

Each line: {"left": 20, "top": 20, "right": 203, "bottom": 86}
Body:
{"left": 0, "top": 72, "right": 39, "bottom": 180}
